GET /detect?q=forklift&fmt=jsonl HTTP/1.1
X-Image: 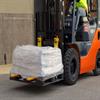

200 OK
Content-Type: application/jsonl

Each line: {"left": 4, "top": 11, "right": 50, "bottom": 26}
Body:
{"left": 10, "top": 0, "right": 100, "bottom": 85}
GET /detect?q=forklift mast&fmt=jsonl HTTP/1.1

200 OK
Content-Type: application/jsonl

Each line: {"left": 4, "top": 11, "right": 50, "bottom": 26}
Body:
{"left": 35, "top": 0, "right": 63, "bottom": 33}
{"left": 35, "top": 0, "right": 77, "bottom": 46}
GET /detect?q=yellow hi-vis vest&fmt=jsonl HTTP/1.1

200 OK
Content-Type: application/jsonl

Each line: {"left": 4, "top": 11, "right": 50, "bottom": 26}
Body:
{"left": 76, "top": 0, "right": 88, "bottom": 10}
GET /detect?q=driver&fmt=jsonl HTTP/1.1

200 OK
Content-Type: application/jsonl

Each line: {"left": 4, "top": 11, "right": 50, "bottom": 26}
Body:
{"left": 75, "top": 0, "right": 88, "bottom": 31}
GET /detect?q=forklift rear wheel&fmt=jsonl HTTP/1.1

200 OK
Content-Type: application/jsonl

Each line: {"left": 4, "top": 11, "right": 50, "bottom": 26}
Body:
{"left": 64, "top": 48, "right": 79, "bottom": 85}
{"left": 93, "top": 51, "right": 100, "bottom": 76}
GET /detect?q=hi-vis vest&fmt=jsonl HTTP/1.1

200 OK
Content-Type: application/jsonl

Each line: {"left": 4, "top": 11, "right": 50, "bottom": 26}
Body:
{"left": 76, "top": 0, "right": 88, "bottom": 10}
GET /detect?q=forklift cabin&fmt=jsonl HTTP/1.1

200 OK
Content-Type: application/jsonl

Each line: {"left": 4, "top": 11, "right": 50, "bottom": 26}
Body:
{"left": 35, "top": 0, "right": 98, "bottom": 49}
{"left": 34, "top": 0, "right": 100, "bottom": 85}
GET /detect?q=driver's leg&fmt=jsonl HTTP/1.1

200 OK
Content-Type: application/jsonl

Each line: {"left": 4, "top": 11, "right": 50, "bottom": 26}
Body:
{"left": 75, "top": 7, "right": 86, "bottom": 31}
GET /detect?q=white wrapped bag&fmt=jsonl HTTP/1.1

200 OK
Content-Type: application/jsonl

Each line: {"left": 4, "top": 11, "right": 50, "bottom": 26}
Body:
{"left": 11, "top": 45, "right": 63, "bottom": 79}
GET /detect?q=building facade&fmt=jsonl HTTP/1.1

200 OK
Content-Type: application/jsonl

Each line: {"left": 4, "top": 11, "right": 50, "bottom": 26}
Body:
{"left": 0, "top": 0, "right": 35, "bottom": 64}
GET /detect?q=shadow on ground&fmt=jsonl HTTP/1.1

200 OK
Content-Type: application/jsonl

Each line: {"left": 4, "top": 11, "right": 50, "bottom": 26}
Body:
{"left": 8, "top": 72, "right": 97, "bottom": 95}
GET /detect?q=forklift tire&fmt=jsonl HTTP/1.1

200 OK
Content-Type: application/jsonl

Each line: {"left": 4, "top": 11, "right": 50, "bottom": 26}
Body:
{"left": 93, "top": 51, "right": 100, "bottom": 76}
{"left": 64, "top": 48, "right": 79, "bottom": 85}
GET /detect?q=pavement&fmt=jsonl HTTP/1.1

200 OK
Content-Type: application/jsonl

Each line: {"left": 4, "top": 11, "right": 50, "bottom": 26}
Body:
{"left": 0, "top": 64, "right": 12, "bottom": 74}
{"left": 0, "top": 65, "right": 100, "bottom": 100}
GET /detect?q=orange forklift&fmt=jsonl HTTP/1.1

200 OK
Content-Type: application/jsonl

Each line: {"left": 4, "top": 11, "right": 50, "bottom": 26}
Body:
{"left": 10, "top": 0, "right": 100, "bottom": 85}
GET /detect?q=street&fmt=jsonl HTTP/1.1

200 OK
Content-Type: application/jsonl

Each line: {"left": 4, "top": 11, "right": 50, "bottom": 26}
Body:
{"left": 0, "top": 73, "right": 100, "bottom": 100}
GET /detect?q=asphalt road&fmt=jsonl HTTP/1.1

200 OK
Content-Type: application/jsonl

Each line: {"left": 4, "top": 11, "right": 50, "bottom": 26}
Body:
{"left": 0, "top": 74, "right": 100, "bottom": 100}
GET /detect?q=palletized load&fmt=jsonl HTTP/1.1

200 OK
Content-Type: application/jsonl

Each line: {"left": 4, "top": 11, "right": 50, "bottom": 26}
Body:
{"left": 10, "top": 45, "right": 63, "bottom": 80}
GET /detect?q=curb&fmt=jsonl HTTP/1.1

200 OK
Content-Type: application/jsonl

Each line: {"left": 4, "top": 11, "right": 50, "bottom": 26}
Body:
{"left": 0, "top": 64, "right": 12, "bottom": 74}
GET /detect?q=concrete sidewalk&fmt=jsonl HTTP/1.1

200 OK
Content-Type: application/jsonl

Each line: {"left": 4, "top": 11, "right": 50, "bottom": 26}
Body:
{"left": 0, "top": 64, "right": 12, "bottom": 74}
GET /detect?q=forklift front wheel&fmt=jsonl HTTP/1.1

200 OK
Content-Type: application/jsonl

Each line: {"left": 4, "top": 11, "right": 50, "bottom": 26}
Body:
{"left": 64, "top": 48, "right": 79, "bottom": 85}
{"left": 93, "top": 51, "right": 100, "bottom": 76}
